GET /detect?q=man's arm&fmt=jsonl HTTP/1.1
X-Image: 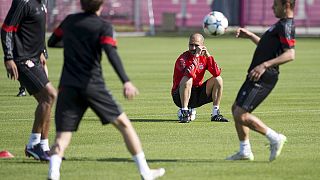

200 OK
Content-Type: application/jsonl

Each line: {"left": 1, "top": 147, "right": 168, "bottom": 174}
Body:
{"left": 100, "top": 23, "right": 139, "bottom": 99}
{"left": 249, "top": 48, "right": 295, "bottom": 82}
{"left": 236, "top": 28, "right": 260, "bottom": 45}
{"left": 263, "top": 48, "right": 295, "bottom": 68}
{"left": 1, "top": 0, "right": 28, "bottom": 80}
{"left": 48, "top": 27, "right": 64, "bottom": 48}
{"left": 102, "top": 44, "right": 130, "bottom": 84}
{"left": 1, "top": 0, "right": 27, "bottom": 61}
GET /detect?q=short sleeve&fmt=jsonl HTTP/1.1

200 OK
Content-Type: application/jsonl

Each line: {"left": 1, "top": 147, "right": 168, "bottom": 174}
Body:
{"left": 100, "top": 22, "right": 117, "bottom": 47}
{"left": 279, "top": 19, "right": 295, "bottom": 49}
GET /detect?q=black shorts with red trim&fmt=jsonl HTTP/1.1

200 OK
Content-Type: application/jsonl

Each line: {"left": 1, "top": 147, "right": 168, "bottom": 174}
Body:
{"left": 16, "top": 58, "right": 49, "bottom": 95}
{"left": 55, "top": 83, "right": 123, "bottom": 132}
{"left": 172, "top": 80, "right": 212, "bottom": 108}
{"left": 235, "top": 69, "right": 278, "bottom": 113}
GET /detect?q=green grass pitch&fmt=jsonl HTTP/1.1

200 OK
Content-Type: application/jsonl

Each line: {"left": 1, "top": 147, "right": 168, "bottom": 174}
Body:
{"left": 0, "top": 36, "right": 319, "bottom": 180}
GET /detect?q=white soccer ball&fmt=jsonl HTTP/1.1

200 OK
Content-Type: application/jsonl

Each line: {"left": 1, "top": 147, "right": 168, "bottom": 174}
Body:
{"left": 203, "top": 11, "right": 228, "bottom": 36}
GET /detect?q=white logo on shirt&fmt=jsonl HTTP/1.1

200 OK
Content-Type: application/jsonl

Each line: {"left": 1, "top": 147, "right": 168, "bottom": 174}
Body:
{"left": 41, "top": 4, "right": 47, "bottom": 13}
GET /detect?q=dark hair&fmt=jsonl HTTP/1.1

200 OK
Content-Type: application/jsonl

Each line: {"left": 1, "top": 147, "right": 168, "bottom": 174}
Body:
{"left": 282, "top": 0, "right": 295, "bottom": 9}
{"left": 80, "top": 0, "right": 104, "bottom": 13}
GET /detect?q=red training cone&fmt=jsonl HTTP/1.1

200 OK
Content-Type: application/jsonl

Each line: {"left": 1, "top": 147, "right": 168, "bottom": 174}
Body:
{"left": 0, "top": 150, "right": 14, "bottom": 158}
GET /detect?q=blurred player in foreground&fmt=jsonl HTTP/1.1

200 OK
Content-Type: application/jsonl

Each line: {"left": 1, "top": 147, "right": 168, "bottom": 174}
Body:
{"left": 171, "top": 33, "right": 229, "bottom": 123}
{"left": 47, "top": 0, "right": 165, "bottom": 179}
{"left": 226, "top": 0, "right": 295, "bottom": 161}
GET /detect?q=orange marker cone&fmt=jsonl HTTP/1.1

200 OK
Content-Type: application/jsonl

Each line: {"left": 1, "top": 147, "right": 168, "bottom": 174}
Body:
{"left": 0, "top": 150, "right": 14, "bottom": 158}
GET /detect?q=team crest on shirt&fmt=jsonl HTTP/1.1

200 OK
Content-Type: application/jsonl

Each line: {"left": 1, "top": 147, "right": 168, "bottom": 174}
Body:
{"left": 199, "top": 63, "right": 204, "bottom": 70}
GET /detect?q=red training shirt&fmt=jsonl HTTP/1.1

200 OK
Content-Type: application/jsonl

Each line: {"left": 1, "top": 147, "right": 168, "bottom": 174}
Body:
{"left": 171, "top": 50, "right": 221, "bottom": 94}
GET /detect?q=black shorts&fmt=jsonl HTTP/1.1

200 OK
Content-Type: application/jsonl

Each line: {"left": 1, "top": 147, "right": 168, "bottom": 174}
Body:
{"left": 55, "top": 83, "right": 123, "bottom": 132}
{"left": 172, "top": 80, "right": 212, "bottom": 108}
{"left": 235, "top": 70, "right": 278, "bottom": 113}
{"left": 16, "top": 58, "right": 49, "bottom": 95}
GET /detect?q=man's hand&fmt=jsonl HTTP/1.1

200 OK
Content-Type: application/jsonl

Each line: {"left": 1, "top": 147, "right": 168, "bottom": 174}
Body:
{"left": 236, "top": 28, "right": 260, "bottom": 45}
{"left": 236, "top": 28, "right": 253, "bottom": 38}
{"left": 195, "top": 45, "right": 210, "bottom": 57}
{"left": 40, "top": 53, "right": 47, "bottom": 66}
{"left": 123, "top": 81, "right": 139, "bottom": 100}
{"left": 4, "top": 60, "right": 18, "bottom": 80}
{"left": 249, "top": 63, "right": 267, "bottom": 82}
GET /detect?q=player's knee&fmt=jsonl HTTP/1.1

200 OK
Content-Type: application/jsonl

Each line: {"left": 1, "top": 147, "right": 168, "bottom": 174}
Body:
{"left": 45, "top": 86, "right": 57, "bottom": 104}
{"left": 180, "top": 76, "right": 193, "bottom": 89}
{"left": 232, "top": 105, "right": 247, "bottom": 123}
{"left": 114, "top": 113, "right": 132, "bottom": 129}
{"left": 48, "top": 89, "right": 57, "bottom": 103}
{"left": 214, "top": 76, "right": 223, "bottom": 88}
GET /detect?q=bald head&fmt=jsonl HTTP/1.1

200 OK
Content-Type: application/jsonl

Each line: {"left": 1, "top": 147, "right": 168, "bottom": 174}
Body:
{"left": 189, "top": 33, "right": 204, "bottom": 46}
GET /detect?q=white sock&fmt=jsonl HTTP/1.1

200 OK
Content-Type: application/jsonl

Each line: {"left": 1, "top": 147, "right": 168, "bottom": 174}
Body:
{"left": 212, "top": 106, "right": 219, "bottom": 116}
{"left": 27, "top": 133, "right": 41, "bottom": 149}
{"left": 181, "top": 107, "right": 188, "bottom": 111}
{"left": 48, "top": 154, "right": 62, "bottom": 179}
{"left": 266, "top": 128, "right": 279, "bottom": 144}
{"left": 40, "top": 139, "right": 50, "bottom": 151}
{"left": 133, "top": 152, "right": 151, "bottom": 176}
{"left": 240, "top": 140, "right": 252, "bottom": 155}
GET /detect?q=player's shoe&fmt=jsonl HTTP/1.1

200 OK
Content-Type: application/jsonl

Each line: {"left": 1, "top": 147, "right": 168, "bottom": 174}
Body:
{"left": 190, "top": 108, "right": 196, "bottom": 121}
{"left": 17, "top": 87, "right": 26, "bottom": 97}
{"left": 269, "top": 134, "right": 287, "bottom": 162}
{"left": 25, "top": 143, "right": 50, "bottom": 161}
{"left": 141, "top": 168, "right": 165, "bottom": 180}
{"left": 178, "top": 109, "right": 191, "bottom": 123}
{"left": 211, "top": 110, "right": 229, "bottom": 122}
{"left": 226, "top": 152, "right": 254, "bottom": 161}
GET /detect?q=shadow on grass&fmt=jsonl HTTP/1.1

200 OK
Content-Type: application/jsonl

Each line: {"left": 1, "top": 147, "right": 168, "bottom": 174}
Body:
{"left": 64, "top": 157, "right": 218, "bottom": 163}
{"left": 0, "top": 157, "right": 267, "bottom": 164}
{"left": 63, "top": 157, "right": 266, "bottom": 164}
{"left": 0, "top": 158, "right": 49, "bottom": 164}
{"left": 84, "top": 118, "right": 177, "bottom": 123}
{"left": 130, "top": 119, "right": 176, "bottom": 123}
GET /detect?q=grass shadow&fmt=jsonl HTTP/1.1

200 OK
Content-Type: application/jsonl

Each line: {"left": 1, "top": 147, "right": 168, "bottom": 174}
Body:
{"left": 130, "top": 119, "right": 177, "bottom": 123}
{"left": 64, "top": 157, "right": 267, "bottom": 164}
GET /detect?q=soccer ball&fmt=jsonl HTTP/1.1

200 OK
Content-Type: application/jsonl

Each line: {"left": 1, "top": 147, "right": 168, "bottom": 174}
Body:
{"left": 203, "top": 11, "right": 228, "bottom": 36}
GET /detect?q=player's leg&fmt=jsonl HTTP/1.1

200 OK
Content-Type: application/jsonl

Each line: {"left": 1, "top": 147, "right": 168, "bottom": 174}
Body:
{"left": 112, "top": 113, "right": 165, "bottom": 180}
{"left": 179, "top": 76, "right": 193, "bottom": 108}
{"left": 48, "top": 132, "right": 72, "bottom": 180}
{"left": 177, "top": 76, "right": 193, "bottom": 122}
{"left": 172, "top": 89, "right": 192, "bottom": 123}
{"left": 226, "top": 104, "right": 257, "bottom": 160}
{"left": 88, "top": 84, "right": 165, "bottom": 179}
{"left": 234, "top": 104, "right": 287, "bottom": 161}
{"left": 18, "top": 58, "right": 56, "bottom": 161}
{"left": 203, "top": 77, "right": 228, "bottom": 122}
{"left": 48, "top": 87, "right": 86, "bottom": 180}
{"left": 33, "top": 83, "right": 56, "bottom": 155}
{"left": 227, "top": 79, "right": 286, "bottom": 161}
{"left": 206, "top": 76, "right": 222, "bottom": 106}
